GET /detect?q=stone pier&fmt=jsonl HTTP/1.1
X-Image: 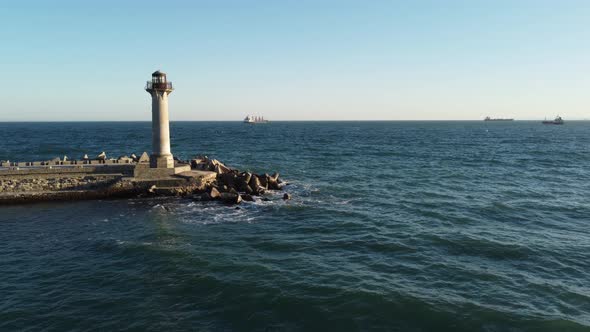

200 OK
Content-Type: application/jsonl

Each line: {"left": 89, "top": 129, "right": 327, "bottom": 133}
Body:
{"left": 0, "top": 157, "right": 216, "bottom": 205}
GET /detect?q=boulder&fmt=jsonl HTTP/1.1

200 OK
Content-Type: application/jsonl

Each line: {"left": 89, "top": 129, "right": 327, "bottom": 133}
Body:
{"left": 244, "top": 185, "right": 254, "bottom": 194}
{"left": 209, "top": 187, "right": 221, "bottom": 199}
{"left": 219, "top": 173, "right": 236, "bottom": 189}
{"left": 271, "top": 172, "right": 280, "bottom": 181}
{"left": 190, "top": 156, "right": 209, "bottom": 169}
{"left": 236, "top": 177, "right": 249, "bottom": 191}
{"left": 222, "top": 164, "right": 233, "bottom": 173}
{"left": 220, "top": 192, "right": 242, "bottom": 204}
{"left": 248, "top": 175, "right": 261, "bottom": 190}
{"left": 205, "top": 159, "right": 221, "bottom": 171}
{"left": 241, "top": 194, "right": 255, "bottom": 202}
{"left": 193, "top": 192, "right": 212, "bottom": 201}
{"left": 190, "top": 159, "right": 203, "bottom": 169}
{"left": 214, "top": 163, "right": 231, "bottom": 175}
{"left": 242, "top": 172, "right": 252, "bottom": 184}
{"left": 268, "top": 178, "right": 280, "bottom": 190}
{"left": 283, "top": 193, "right": 292, "bottom": 200}
{"left": 259, "top": 176, "right": 269, "bottom": 190}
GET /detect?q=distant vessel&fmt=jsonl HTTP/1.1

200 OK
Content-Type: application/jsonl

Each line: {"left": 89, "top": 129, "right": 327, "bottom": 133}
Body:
{"left": 244, "top": 115, "right": 269, "bottom": 124}
{"left": 542, "top": 116, "right": 564, "bottom": 125}
{"left": 484, "top": 116, "right": 514, "bottom": 121}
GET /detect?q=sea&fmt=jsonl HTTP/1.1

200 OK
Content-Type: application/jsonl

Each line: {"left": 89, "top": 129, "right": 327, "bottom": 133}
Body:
{"left": 0, "top": 121, "right": 589, "bottom": 331}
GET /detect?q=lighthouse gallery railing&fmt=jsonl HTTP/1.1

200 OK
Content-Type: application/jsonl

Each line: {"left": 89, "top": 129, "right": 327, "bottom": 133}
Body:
{"left": 145, "top": 82, "right": 173, "bottom": 90}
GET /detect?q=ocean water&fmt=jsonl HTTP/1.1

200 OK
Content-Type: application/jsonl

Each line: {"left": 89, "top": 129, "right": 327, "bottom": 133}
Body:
{"left": 0, "top": 121, "right": 589, "bottom": 331}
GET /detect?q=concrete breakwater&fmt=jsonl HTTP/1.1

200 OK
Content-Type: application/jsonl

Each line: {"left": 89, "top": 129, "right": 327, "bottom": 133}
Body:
{"left": 0, "top": 172, "right": 126, "bottom": 192}
{"left": 0, "top": 154, "right": 286, "bottom": 205}
{"left": 0, "top": 161, "right": 150, "bottom": 204}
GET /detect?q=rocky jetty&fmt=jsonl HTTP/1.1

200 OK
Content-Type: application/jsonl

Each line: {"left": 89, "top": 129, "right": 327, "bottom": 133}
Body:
{"left": 189, "top": 156, "right": 288, "bottom": 204}
{"left": 0, "top": 152, "right": 290, "bottom": 205}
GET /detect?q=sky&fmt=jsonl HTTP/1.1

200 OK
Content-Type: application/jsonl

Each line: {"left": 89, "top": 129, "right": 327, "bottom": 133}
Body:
{"left": 0, "top": 0, "right": 588, "bottom": 121}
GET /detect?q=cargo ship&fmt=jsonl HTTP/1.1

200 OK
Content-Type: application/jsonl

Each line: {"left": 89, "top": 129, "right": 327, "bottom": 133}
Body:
{"left": 542, "top": 116, "right": 564, "bottom": 125}
{"left": 484, "top": 116, "right": 514, "bottom": 121}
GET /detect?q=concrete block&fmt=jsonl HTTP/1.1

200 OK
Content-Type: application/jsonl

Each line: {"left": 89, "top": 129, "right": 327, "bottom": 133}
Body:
{"left": 150, "top": 154, "right": 174, "bottom": 169}
{"left": 138, "top": 152, "right": 150, "bottom": 163}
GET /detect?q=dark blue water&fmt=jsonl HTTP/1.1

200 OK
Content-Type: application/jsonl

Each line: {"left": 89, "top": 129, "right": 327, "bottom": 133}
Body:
{"left": 1, "top": 121, "right": 589, "bottom": 331}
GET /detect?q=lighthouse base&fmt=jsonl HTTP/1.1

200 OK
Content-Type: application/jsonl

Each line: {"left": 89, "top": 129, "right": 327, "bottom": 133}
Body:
{"left": 133, "top": 163, "right": 191, "bottom": 179}
{"left": 150, "top": 154, "right": 174, "bottom": 169}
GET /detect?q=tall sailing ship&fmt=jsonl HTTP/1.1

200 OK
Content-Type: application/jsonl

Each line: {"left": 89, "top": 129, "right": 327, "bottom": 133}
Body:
{"left": 244, "top": 115, "right": 269, "bottom": 124}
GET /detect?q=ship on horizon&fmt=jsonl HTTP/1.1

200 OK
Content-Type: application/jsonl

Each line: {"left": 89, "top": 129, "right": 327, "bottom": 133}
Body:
{"left": 244, "top": 115, "right": 269, "bottom": 124}
{"left": 484, "top": 116, "right": 514, "bottom": 121}
{"left": 542, "top": 115, "right": 564, "bottom": 125}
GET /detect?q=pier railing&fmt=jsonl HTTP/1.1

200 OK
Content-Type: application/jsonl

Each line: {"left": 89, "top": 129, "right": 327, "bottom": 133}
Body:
{"left": 145, "top": 82, "right": 173, "bottom": 90}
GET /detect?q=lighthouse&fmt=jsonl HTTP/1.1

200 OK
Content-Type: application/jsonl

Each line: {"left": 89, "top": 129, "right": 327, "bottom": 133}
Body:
{"left": 145, "top": 70, "right": 174, "bottom": 169}
{"left": 135, "top": 70, "right": 190, "bottom": 179}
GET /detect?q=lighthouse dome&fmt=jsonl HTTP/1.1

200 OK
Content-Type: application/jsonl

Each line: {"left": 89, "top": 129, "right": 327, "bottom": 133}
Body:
{"left": 152, "top": 70, "right": 166, "bottom": 76}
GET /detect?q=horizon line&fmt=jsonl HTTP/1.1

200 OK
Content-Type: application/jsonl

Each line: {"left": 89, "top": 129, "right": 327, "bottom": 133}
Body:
{"left": 0, "top": 119, "right": 589, "bottom": 123}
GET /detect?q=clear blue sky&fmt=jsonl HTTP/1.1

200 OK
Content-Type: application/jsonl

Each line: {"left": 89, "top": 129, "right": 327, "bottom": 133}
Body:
{"left": 1, "top": 0, "right": 588, "bottom": 120}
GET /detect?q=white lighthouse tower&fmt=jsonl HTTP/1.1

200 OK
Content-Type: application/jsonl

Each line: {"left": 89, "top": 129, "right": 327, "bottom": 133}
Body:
{"left": 145, "top": 70, "right": 174, "bottom": 169}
